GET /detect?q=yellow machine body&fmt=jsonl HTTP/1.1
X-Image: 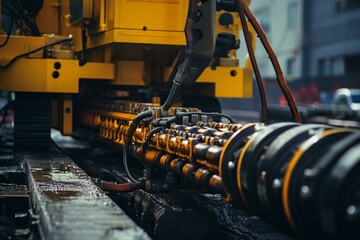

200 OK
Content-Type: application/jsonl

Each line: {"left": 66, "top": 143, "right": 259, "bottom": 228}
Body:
{"left": 0, "top": 57, "right": 114, "bottom": 93}
{"left": 87, "top": 0, "right": 188, "bottom": 48}
{"left": 0, "top": 0, "right": 253, "bottom": 135}
{"left": 197, "top": 67, "right": 253, "bottom": 98}
{"left": 0, "top": 0, "right": 253, "bottom": 94}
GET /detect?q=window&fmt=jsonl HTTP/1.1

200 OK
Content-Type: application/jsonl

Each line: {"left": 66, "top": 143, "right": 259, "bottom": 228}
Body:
{"left": 330, "top": 58, "right": 345, "bottom": 76}
{"left": 335, "top": 0, "right": 360, "bottom": 11}
{"left": 347, "top": 0, "right": 360, "bottom": 9}
{"left": 345, "top": 55, "right": 360, "bottom": 75}
{"left": 318, "top": 59, "right": 326, "bottom": 76}
{"left": 351, "top": 94, "right": 360, "bottom": 103}
{"left": 256, "top": 10, "right": 270, "bottom": 34}
{"left": 287, "top": 58, "right": 295, "bottom": 76}
{"left": 288, "top": 2, "right": 298, "bottom": 28}
{"left": 335, "top": 0, "right": 345, "bottom": 11}
{"left": 335, "top": 95, "right": 348, "bottom": 107}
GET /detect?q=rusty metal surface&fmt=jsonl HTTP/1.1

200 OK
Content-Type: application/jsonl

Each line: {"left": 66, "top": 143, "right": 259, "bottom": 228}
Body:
{"left": 25, "top": 152, "right": 150, "bottom": 240}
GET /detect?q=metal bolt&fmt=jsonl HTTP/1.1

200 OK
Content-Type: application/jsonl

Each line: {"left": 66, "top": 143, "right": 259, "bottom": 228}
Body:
{"left": 182, "top": 116, "right": 189, "bottom": 125}
{"left": 308, "top": 129, "right": 316, "bottom": 135}
{"left": 272, "top": 178, "right": 281, "bottom": 189}
{"left": 300, "top": 185, "right": 311, "bottom": 199}
{"left": 260, "top": 171, "right": 267, "bottom": 182}
{"left": 346, "top": 205, "right": 358, "bottom": 221}
{"left": 227, "top": 161, "right": 235, "bottom": 170}
{"left": 201, "top": 115, "right": 208, "bottom": 123}
{"left": 191, "top": 115, "right": 198, "bottom": 125}
{"left": 304, "top": 168, "right": 313, "bottom": 177}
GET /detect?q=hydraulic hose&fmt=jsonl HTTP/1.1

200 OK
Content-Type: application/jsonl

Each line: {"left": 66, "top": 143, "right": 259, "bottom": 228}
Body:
{"left": 161, "top": 0, "right": 198, "bottom": 111}
{"left": 241, "top": 0, "right": 302, "bottom": 123}
{"left": 236, "top": 0, "right": 268, "bottom": 124}
{"left": 162, "top": 0, "right": 215, "bottom": 111}
{"left": 123, "top": 109, "right": 153, "bottom": 183}
{"left": 162, "top": 83, "right": 181, "bottom": 112}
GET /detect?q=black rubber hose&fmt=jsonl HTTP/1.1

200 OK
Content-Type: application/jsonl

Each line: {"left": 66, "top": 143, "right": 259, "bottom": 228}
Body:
{"left": 161, "top": 0, "right": 198, "bottom": 112}
{"left": 0, "top": 15, "right": 14, "bottom": 48}
{"left": 0, "top": 37, "right": 73, "bottom": 69}
{"left": 141, "top": 127, "right": 164, "bottom": 157}
{"left": 79, "top": 24, "right": 87, "bottom": 66}
{"left": 236, "top": 0, "right": 268, "bottom": 124}
{"left": 241, "top": 0, "right": 301, "bottom": 123}
{"left": 123, "top": 110, "right": 153, "bottom": 183}
{"left": 161, "top": 83, "right": 181, "bottom": 112}
{"left": 176, "top": 111, "right": 236, "bottom": 123}
{"left": 0, "top": 102, "right": 11, "bottom": 130}
{"left": 122, "top": 141, "right": 138, "bottom": 183}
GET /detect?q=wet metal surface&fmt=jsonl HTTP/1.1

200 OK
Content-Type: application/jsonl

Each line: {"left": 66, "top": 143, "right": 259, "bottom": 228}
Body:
{"left": 0, "top": 183, "right": 27, "bottom": 196}
{"left": 25, "top": 153, "right": 150, "bottom": 240}
{"left": 0, "top": 151, "right": 30, "bottom": 239}
{"left": 0, "top": 150, "right": 26, "bottom": 185}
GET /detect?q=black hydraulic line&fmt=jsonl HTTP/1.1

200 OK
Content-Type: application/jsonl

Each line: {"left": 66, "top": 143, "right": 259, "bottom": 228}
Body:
{"left": 21, "top": 0, "right": 44, "bottom": 12}
{"left": 79, "top": 23, "right": 88, "bottom": 66}
{"left": 176, "top": 111, "right": 236, "bottom": 123}
{"left": 1, "top": 1, "right": 16, "bottom": 17}
{"left": 143, "top": 127, "right": 164, "bottom": 147}
{"left": 24, "top": 15, "right": 41, "bottom": 36}
{"left": 152, "top": 116, "right": 177, "bottom": 127}
{"left": 140, "top": 127, "right": 164, "bottom": 156}
{"left": 161, "top": 0, "right": 197, "bottom": 111}
{"left": 0, "top": 101, "right": 11, "bottom": 113}
{"left": 162, "top": 0, "right": 215, "bottom": 111}
{"left": 241, "top": 1, "right": 301, "bottom": 123}
{"left": 0, "top": 37, "right": 73, "bottom": 69}
{"left": 162, "top": 82, "right": 180, "bottom": 112}
{"left": 235, "top": 0, "right": 269, "bottom": 124}
{"left": 0, "top": 16, "right": 14, "bottom": 48}
{"left": 123, "top": 109, "right": 153, "bottom": 183}
{"left": 2, "top": 0, "right": 42, "bottom": 36}
{"left": 0, "top": 102, "right": 12, "bottom": 130}
{"left": 152, "top": 111, "right": 235, "bottom": 127}
{"left": 122, "top": 141, "right": 138, "bottom": 183}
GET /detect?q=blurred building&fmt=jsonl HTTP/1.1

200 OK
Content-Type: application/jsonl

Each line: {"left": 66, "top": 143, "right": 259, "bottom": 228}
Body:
{"left": 302, "top": 0, "right": 360, "bottom": 84}
{"left": 221, "top": 0, "right": 360, "bottom": 110}
{"left": 250, "top": 0, "right": 304, "bottom": 80}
